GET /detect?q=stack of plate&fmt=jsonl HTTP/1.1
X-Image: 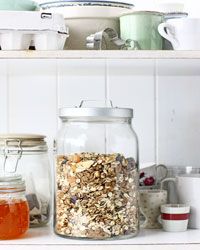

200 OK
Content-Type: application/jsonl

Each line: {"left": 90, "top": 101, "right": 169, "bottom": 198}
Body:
{"left": 40, "top": 0, "right": 134, "bottom": 49}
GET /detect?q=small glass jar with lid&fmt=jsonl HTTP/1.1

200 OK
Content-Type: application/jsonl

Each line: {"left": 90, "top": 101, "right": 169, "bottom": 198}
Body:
{"left": 54, "top": 101, "right": 139, "bottom": 240}
{"left": 0, "top": 175, "right": 29, "bottom": 239}
{"left": 0, "top": 134, "right": 51, "bottom": 227}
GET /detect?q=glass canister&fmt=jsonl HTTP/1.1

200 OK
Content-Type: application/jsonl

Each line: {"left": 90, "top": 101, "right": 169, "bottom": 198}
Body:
{"left": 54, "top": 101, "right": 139, "bottom": 240}
{"left": 0, "top": 175, "right": 29, "bottom": 239}
{"left": 0, "top": 134, "right": 51, "bottom": 227}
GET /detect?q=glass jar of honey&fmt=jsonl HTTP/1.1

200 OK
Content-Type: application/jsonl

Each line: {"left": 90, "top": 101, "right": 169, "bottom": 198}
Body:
{"left": 0, "top": 175, "right": 29, "bottom": 239}
{"left": 0, "top": 134, "right": 51, "bottom": 227}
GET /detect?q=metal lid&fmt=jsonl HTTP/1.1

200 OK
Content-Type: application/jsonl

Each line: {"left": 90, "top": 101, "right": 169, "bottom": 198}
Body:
{"left": 0, "top": 174, "right": 25, "bottom": 193}
{"left": 0, "top": 134, "right": 47, "bottom": 148}
{"left": 60, "top": 107, "right": 133, "bottom": 119}
{"left": 60, "top": 106, "right": 134, "bottom": 119}
{"left": 60, "top": 100, "right": 133, "bottom": 119}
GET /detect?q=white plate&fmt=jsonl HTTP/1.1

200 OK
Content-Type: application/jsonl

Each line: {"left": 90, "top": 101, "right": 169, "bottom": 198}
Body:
{"left": 40, "top": 1, "right": 134, "bottom": 18}
{"left": 41, "top": 5, "right": 133, "bottom": 18}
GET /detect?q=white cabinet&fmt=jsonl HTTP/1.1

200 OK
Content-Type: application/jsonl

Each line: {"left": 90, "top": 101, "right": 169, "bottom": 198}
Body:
{"left": 0, "top": 51, "right": 200, "bottom": 248}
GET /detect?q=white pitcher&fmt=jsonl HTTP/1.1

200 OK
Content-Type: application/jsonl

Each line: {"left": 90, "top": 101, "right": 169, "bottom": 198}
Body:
{"left": 158, "top": 18, "right": 200, "bottom": 50}
{"left": 161, "top": 174, "right": 200, "bottom": 229}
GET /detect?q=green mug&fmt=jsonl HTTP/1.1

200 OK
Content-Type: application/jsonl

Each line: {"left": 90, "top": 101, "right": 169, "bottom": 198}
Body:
{"left": 120, "top": 11, "right": 164, "bottom": 50}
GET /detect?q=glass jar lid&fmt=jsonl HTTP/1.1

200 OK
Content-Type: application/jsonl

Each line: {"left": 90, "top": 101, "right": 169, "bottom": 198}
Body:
{"left": 59, "top": 100, "right": 133, "bottom": 119}
{"left": 60, "top": 107, "right": 133, "bottom": 119}
{"left": 0, "top": 134, "right": 46, "bottom": 147}
{"left": 0, "top": 134, "right": 47, "bottom": 152}
{"left": 0, "top": 174, "right": 25, "bottom": 193}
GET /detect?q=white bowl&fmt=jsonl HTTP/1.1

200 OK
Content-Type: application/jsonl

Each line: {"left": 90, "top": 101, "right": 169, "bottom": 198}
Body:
{"left": 44, "top": 6, "right": 132, "bottom": 18}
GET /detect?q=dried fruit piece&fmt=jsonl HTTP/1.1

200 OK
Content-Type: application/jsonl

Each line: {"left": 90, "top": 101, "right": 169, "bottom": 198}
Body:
{"left": 76, "top": 160, "right": 94, "bottom": 172}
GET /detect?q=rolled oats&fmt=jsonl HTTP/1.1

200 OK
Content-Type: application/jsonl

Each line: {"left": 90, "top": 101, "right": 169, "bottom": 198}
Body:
{"left": 55, "top": 152, "right": 139, "bottom": 240}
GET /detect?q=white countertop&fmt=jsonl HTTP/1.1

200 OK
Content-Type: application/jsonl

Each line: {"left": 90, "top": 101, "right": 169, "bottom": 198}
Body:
{"left": 1, "top": 226, "right": 200, "bottom": 250}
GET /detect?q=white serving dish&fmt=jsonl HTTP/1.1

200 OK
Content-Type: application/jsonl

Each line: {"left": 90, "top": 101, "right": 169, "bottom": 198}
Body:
{"left": 0, "top": 11, "right": 68, "bottom": 50}
{"left": 40, "top": 1, "right": 134, "bottom": 49}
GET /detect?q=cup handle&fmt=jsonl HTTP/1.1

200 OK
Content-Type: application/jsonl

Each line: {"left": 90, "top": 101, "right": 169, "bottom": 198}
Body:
{"left": 155, "top": 164, "right": 168, "bottom": 183}
{"left": 158, "top": 23, "right": 179, "bottom": 49}
{"left": 160, "top": 177, "right": 176, "bottom": 190}
{"left": 158, "top": 215, "right": 162, "bottom": 225}
{"left": 140, "top": 207, "right": 149, "bottom": 228}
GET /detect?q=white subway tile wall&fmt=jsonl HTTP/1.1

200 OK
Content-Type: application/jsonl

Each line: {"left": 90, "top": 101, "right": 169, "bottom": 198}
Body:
{"left": 107, "top": 59, "right": 156, "bottom": 164}
{"left": 0, "top": 59, "right": 200, "bottom": 167}
{"left": 157, "top": 59, "right": 200, "bottom": 167}
{"left": 0, "top": 60, "right": 8, "bottom": 133}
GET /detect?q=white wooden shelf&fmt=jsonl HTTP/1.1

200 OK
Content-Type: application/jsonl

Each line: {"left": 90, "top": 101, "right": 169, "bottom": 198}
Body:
{"left": 0, "top": 50, "right": 200, "bottom": 59}
{"left": 1, "top": 227, "right": 200, "bottom": 250}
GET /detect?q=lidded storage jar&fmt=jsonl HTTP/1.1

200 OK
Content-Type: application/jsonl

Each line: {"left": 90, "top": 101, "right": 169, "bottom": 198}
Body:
{"left": 0, "top": 134, "right": 51, "bottom": 227}
{"left": 0, "top": 175, "right": 29, "bottom": 239}
{"left": 55, "top": 101, "right": 139, "bottom": 239}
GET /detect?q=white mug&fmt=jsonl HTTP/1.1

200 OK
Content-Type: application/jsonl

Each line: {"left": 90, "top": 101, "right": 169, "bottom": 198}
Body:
{"left": 158, "top": 18, "right": 200, "bottom": 50}
{"left": 160, "top": 204, "right": 190, "bottom": 232}
{"left": 161, "top": 174, "right": 200, "bottom": 229}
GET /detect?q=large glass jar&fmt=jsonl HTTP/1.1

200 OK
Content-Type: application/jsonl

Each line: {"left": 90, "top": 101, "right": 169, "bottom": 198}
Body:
{"left": 54, "top": 101, "right": 139, "bottom": 240}
{"left": 0, "top": 134, "right": 51, "bottom": 227}
{"left": 0, "top": 175, "right": 29, "bottom": 239}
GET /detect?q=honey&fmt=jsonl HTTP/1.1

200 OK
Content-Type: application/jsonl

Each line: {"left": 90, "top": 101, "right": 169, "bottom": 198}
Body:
{"left": 0, "top": 175, "right": 30, "bottom": 240}
{"left": 0, "top": 199, "right": 29, "bottom": 240}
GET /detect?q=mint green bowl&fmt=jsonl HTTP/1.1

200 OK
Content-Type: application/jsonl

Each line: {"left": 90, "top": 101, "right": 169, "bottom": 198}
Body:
{"left": 0, "top": 0, "right": 38, "bottom": 11}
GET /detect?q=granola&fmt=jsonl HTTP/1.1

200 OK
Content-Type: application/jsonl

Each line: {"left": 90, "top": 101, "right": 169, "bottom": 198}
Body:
{"left": 55, "top": 152, "right": 139, "bottom": 239}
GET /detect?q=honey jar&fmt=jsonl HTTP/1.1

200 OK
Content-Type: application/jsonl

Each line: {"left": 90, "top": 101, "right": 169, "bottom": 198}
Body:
{"left": 0, "top": 175, "right": 29, "bottom": 239}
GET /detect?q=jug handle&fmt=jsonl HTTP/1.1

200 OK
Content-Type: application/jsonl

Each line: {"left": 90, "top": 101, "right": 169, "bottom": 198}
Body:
{"left": 158, "top": 23, "right": 179, "bottom": 49}
{"left": 155, "top": 164, "right": 168, "bottom": 184}
{"left": 160, "top": 177, "right": 176, "bottom": 190}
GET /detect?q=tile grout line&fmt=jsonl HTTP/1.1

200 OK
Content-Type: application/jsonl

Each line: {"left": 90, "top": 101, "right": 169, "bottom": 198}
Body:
{"left": 6, "top": 60, "right": 10, "bottom": 133}
{"left": 55, "top": 59, "right": 59, "bottom": 133}
{"left": 154, "top": 59, "right": 159, "bottom": 164}
{"left": 104, "top": 59, "right": 109, "bottom": 103}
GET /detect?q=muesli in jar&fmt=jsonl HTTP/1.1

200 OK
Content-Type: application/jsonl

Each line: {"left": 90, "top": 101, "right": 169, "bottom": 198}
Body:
{"left": 55, "top": 152, "right": 139, "bottom": 240}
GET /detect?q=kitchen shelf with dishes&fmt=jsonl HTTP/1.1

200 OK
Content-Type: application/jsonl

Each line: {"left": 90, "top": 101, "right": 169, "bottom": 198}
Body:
{"left": 1, "top": 0, "right": 200, "bottom": 249}
{"left": 1, "top": 50, "right": 200, "bottom": 59}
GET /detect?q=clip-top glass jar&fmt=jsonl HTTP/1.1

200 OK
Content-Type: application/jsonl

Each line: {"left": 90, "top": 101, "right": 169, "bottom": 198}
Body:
{"left": 0, "top": 175, "right": 29, "bottom": 239}
{"left": 0, "top": 134, "right": 51, "bottom": 228}
{"left": 55, "top": 101, "right": 139, "bottom": 240}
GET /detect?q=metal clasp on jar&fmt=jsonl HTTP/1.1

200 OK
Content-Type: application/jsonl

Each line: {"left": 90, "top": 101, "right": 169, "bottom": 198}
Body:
{"left": 3, "top": 139, "right": 23, "bottom": 173}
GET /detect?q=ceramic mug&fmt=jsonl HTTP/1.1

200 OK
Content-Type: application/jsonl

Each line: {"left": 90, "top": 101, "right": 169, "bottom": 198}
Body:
{"left": 158, "top": 18, "right": 200, "bottom": 50}
{"left": 160, "top": 204, "right": 190, "bottom": 232}
{"left": 139, "top": 189, "right": 167, "bottom": 229}
{"left": 120, "top": 11, "right": 164, "bottom": 50}
{"left": 161, "top": 174, "right": 200, "bottom": 229}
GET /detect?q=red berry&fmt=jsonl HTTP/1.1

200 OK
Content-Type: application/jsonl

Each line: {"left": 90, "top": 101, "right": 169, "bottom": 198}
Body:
{"left": 143, "top": 177, "right": 155, "bottom": 186}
